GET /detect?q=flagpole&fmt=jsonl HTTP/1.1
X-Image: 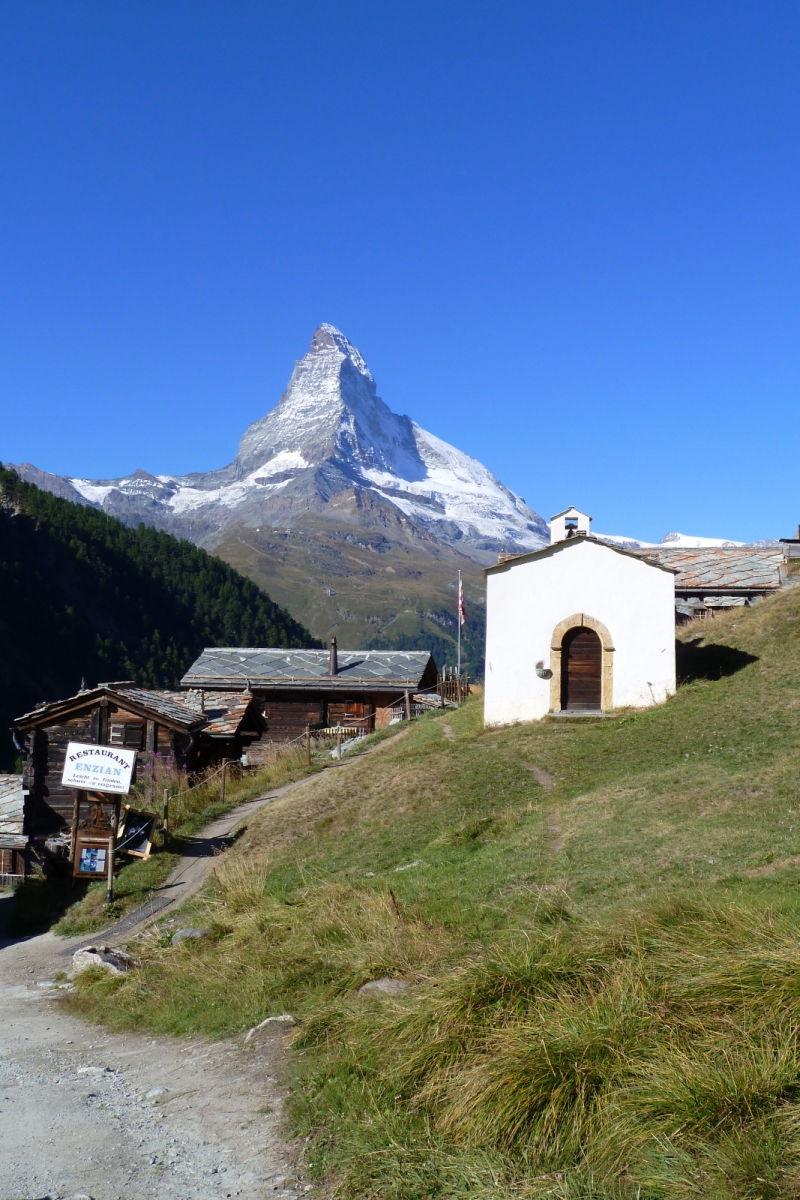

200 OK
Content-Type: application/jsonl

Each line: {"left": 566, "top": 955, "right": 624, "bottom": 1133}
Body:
{"left": 457, "top": 570, "right": 462, "bottom": 680}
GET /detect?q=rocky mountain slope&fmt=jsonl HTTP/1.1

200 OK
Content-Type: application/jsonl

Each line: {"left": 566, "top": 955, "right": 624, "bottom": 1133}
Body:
{"left": 15, "top": 325, "right": 756, "bottom": 666}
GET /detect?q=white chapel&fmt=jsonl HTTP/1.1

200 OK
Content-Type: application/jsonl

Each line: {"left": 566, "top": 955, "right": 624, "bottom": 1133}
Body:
{"left": 483, "top": 507, "right": 676, "bottom": 726}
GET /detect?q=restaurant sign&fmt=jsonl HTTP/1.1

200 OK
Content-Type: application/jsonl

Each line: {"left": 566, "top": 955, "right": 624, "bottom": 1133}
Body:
{"left": 61, "top": 742, "right": 136, "bottom": 795}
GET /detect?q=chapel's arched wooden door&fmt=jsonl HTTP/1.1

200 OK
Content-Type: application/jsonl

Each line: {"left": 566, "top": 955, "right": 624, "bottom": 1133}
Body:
{"left": 560, "top": 627, "right": 602, "bottom": 710}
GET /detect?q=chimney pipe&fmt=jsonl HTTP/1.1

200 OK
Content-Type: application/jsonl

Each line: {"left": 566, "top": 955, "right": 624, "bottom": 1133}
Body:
{"left": 329, "top": 638, "right": 339, "bottom": 676}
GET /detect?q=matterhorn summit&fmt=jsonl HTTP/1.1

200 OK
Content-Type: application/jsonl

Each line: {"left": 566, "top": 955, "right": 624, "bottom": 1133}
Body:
{"left": 235, "top": 323, "right": 436, "bottom": 482}
{"left": 17, "top": 324, "right": 549, "bottom": 556}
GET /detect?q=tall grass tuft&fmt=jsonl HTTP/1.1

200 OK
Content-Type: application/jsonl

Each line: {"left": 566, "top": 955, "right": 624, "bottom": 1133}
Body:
{"left": 290, "top": 900, "right": 800, "bottom": 1198}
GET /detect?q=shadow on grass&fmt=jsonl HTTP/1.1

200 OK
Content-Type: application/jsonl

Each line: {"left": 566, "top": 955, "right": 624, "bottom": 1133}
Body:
{"left": 6, "top": 871, "right": 89, "bottom": 940}
{"left": 677, "top": 638, "right": 758, "bottom": 684}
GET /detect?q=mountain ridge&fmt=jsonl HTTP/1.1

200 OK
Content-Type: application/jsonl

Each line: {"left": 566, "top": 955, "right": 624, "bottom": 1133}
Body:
{"left": 14, "top": 325, "right": 548, "bottom": 671}
{"left": 14, "top": 326, "right": 758, "bottom": 666}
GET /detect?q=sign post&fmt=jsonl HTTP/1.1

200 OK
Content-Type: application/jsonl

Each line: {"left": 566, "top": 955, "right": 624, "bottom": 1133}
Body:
{"left": 62, "top": 743, "right": 136, "bottom": 903}
{"left": 108, "top": 797, "right": 121, "bottom": 904}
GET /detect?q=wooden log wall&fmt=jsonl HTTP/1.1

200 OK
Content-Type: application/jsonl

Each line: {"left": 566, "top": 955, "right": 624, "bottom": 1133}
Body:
{"left": 253, "top": 691, "right": 407, "bottom": 742}
{"left": 326, "top": 701, "right": 374, "bottom": 730}
{"left": 261, "top": 698, "right": 324, "bottom": 742}
{"left": 27, "top": 710, "right": 94, "bottom": 836}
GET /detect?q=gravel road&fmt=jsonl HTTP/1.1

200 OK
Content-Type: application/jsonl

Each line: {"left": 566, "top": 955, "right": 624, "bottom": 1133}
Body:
{"left": 0, "top": 896, "right": 308, "bottom": 1200}
{"left": 0, "top": 747, "right": 405, "bottom": 1199}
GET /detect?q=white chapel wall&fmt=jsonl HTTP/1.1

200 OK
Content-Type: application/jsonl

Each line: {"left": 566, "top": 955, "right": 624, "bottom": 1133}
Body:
{"left": 483, "top": 538, "right": 676, "bottom": 726}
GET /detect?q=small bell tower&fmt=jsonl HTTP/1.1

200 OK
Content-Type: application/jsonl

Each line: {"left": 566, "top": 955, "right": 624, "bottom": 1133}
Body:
{"left": 550, "top": 507, "right": 592, "bottom": 544}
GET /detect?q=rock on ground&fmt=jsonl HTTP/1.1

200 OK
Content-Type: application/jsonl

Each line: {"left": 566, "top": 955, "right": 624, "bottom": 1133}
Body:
{"left": 357, "top": 977, "right": 407, "bottom": 996}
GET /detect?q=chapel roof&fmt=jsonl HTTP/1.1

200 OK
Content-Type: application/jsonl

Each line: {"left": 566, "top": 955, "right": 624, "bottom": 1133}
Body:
{"left": 550, "top": 505, "right": 592, "bottom": 521}
{"left": 485, "top": 534, "right": 678, "bottom": 576}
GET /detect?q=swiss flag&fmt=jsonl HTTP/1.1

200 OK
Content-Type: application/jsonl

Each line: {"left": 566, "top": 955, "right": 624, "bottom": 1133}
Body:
{"left": 458, "top": 573, "right": 466, "bottom": 627}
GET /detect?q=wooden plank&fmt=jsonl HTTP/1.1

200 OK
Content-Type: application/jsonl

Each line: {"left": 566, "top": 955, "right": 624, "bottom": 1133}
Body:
{"left": 561, "top": 628, "right": 602, "bottom": 710}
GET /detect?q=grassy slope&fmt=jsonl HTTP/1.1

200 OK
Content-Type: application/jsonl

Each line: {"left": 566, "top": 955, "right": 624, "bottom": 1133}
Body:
{"left": 72, "top": 588, "right": 800, "bottom": 1199}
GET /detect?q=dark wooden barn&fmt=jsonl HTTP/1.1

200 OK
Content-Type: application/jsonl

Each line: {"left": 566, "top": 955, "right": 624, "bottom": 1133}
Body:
{"left": 180, "top": 642, "right": 438, "bottom": 742}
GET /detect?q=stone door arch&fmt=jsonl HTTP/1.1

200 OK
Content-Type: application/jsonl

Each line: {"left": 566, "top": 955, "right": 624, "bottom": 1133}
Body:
{"left": 549, "top": 614, "right": 614, "bottom": 712}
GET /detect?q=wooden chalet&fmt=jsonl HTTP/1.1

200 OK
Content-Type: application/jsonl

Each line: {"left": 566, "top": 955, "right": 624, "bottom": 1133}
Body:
{"left": 180, "top": 641, "right": 438, "bottom": 741}
{"left": 12, "top": 683, "right": 264, "bottom": 843}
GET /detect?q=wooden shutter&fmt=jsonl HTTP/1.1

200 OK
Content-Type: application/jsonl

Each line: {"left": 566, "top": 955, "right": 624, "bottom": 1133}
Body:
{"left": 123, "top": 723, "right": 144, "bottom": 749}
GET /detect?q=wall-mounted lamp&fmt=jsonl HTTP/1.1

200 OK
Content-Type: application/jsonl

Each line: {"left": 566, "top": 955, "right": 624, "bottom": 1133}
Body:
{"left": 535, "top": 661, "right": 552, "bottom": 679}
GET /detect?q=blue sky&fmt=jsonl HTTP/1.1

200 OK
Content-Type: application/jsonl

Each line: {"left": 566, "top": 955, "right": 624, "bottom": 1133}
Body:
{"left": 2, "top": 2, "right": 799, "bottom": 542}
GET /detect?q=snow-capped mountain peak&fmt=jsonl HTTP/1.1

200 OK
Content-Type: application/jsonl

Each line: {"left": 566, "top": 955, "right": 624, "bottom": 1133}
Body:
{"left": 17, "top": 325, "right": 549, "bottom": 556}
{"left": 596, "top": 530, "right": 745, "bottom": 550}
{"left": 236, "top": 323, "right": 427, "bottom": 484}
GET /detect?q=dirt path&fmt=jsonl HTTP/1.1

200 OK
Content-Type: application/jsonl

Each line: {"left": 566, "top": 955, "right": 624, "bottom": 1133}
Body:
{"left": 0, "top": 737, "right": 407, "bottom": 1199}
{"left": 0, "top": 953, "right": 303, "bottom": 1199}
{"left": 110, "top": 736, "right": 405, "bottom": 942}
{"left": 0, "top": 779, "right": 321, "bottom": 1200}
{"left": 0, "top": 779, "right": 312, "bottom": 1200}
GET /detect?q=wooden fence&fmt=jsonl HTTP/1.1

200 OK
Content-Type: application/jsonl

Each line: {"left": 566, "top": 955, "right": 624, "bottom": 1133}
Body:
{"left": 436, "top": 673, "right": 470, "bottom": 704}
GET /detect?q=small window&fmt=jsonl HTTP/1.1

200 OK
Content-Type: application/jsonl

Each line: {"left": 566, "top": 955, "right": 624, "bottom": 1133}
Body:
{"left": 108, "top": 724, "right": 125, "bottom": 746}
{"left": 123, "top": 723, "right": 144, "bottom": 749}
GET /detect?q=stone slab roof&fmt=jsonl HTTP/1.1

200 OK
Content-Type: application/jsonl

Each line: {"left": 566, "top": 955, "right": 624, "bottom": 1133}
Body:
{"left": 158, "top": 690, "right": 259, "bottom": 737}
{"left": 632, "top": 547, "right": 784, "bottom": 592}
{"left": 181, "top": 648, "right": 435, "bottom": 691}
{"left": 14, "top": 685, "right": 206, "bottom": 731}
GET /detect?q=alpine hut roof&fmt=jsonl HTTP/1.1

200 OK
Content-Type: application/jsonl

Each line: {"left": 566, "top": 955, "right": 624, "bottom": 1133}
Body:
{"left": 631, "top": 546, "right": 785, "bottom": 593}
{"left": 180, "top": 648, "right": 435, "bottom": 692}
{"left": 13, "top": 684, "right": 207, "bottom": 733}
{"left": 157, "top": 690, "right": 262, "bottom": 738}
